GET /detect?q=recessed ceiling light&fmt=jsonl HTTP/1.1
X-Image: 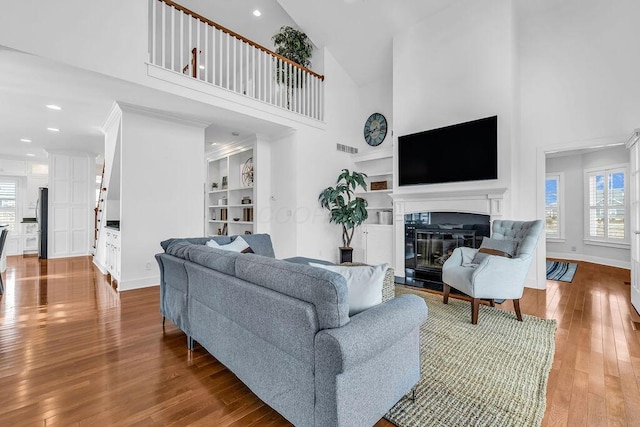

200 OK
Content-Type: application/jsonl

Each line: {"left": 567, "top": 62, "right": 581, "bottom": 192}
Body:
{"left": 46, "top": 104, "right": 62, "bottom": 111}
{"left": 47, "top": 127, "right": 60, "bottom": 132}
{"left": 198, "top": 64, "right": 205, "bottom": 70}
{"left": 232, "top": 131, "right": 240, "bottom": 136}
{"left": 26, "top": 153, "right": 35, "bottom": 157}
{"left": 20, "top": 138, "right": 32, "bottom": 143}
{"left": 252, "top": 9, "right": 261, "bottom": 17}
{"left": 211, "top": 142, "right": 217, "bottom": 146}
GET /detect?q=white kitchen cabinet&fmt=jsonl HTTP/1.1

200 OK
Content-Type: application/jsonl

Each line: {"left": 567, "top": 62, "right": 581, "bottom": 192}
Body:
{"left": 104, "top": 229, "right": 121, "bottom": 281}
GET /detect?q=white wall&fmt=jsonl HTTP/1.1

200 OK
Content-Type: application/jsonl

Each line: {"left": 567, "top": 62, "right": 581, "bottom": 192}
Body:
{"left": 118, "top": 106, "right": 205, "bottom": 290}
{"left": 392, "top": 0, "right": 514, "bottom": 197}
{"left": 0, "top": 0, "right": 148, "bottom": 84}
{"left": 517, "top": 0, "right": 640, "bottom": 285}
{"left": 546, "top": 146, "right": 630, "bottom": 268}
{"left": 357, "top": 73, "right": 393, "bottom": 155}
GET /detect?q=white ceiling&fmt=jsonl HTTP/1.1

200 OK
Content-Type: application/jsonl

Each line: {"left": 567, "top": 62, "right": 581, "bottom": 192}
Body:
{"left": 0, "top": 46, "right": 287, "bottom": 161}
{"left": 276, "top": 0, "right": 454, "bottom": 86}
{"left": 0, "top": 0, "right": 459, "bottom": 160}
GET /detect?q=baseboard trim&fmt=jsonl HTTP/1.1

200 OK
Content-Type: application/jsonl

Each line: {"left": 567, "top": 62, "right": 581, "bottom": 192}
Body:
{"left": 119, "top": 275, "right": 160, "bottom": 291}
{"left": 546, "top": 252, "right": 630, "bottom": 270}
{"left": 92, "top": 257, "right": 108, "bottom": 275}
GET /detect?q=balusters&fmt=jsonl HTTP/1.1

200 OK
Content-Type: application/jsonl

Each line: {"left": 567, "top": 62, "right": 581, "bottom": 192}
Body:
{"left": 151, "top": 0, "right": 324, "bottom": 120}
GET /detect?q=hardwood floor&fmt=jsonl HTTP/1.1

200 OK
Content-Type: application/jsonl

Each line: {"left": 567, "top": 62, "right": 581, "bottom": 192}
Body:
{"left": 0, "top": 256, "right": 638, "bottom": 426}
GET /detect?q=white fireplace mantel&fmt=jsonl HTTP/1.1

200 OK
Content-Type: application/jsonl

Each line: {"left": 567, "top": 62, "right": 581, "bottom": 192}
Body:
{"left": 390, "top": 187, "right": 510, "bottom": 277}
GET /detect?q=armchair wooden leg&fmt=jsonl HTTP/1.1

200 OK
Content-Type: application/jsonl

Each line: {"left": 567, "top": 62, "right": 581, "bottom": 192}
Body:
{"left": 471, "top": 298, "right": 480, "bottom": 325}
{"left": 489, "top": 299, "right": 495, "bottom": 307}
{"left": 513, "top": 299, "right": 523, "bottom": 321}
{"left": 443, "top": 283, "right": 450, "bottom": 304}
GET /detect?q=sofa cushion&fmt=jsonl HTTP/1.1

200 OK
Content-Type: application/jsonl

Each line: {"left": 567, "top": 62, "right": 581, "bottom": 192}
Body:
{"left": 206, "top": 236, "right": 254, "bottom": 253}
{"left": 238, "top": 234, "right": 276, "bottom": 258}
{"left": 161, "top": 236, "right": 232, "bottom": 252}
{"left": 235, "top": 254, "right": 350, "bottom": 329}
{"left": 185, "top": 244, "right": 241, "bottom": 276}
{"left": 310, "top": 263, "right": 388, "bottom": 316}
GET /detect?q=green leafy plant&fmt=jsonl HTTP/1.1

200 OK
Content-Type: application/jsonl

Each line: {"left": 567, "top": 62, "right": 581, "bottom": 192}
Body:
{"left": 272, "top": 26, "right": 313, "bottom": 106}
{"left": 318, "top": 169, "right": 369, "bottom": 248}
{"left": 272, "top": 26, "right": 313, "bottom": 69}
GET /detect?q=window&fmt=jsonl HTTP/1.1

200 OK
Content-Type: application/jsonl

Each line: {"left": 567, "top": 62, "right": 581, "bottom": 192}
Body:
{"left": 585, "top": 166, "right": 627, "bottom": 242}
{"left": 0, "top": 179, "right": 17, "bottom": 232}
{"left": 545, "top": 173, "right": 563, "bottom": 239}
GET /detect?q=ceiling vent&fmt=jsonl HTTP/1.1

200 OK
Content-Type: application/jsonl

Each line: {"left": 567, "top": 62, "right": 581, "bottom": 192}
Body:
{"left": 336, "top": 143, "right": 358, "bottom": 154}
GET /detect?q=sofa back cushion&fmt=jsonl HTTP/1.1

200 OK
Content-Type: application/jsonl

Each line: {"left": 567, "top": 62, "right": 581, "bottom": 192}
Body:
{"left": 161, "top": 234, "right": 275, "bottom": 258}
{"left": 161, "top": 236, "right": 231, "bottom": 252}
{"left": 235, "top": 254, "right": 350, "bottom": 329}
{"left": 185, "top": 245, "right": 241, "bottom": 276}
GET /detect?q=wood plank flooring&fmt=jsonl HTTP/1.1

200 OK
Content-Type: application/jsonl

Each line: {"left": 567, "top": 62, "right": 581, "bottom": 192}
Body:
{"left": 0, "top": 256, "right": 638, "bottom": 426}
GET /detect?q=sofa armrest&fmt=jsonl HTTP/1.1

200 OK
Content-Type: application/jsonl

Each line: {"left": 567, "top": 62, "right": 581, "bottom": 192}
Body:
{"left": 315, "top": 294, "right": 427, "bottom": 374}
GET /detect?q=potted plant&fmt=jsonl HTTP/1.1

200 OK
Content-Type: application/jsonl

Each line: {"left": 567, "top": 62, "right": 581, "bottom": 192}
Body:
{"left": 272, "top": 26, "right": 313, "bottom": 107}
{"left": 318, "top": 169, "right": 368, "bottom": 263}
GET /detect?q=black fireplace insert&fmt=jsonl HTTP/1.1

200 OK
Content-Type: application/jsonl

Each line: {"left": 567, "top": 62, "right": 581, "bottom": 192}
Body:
{"left": 402, "top": 212, "right": 490, "bottom": 292}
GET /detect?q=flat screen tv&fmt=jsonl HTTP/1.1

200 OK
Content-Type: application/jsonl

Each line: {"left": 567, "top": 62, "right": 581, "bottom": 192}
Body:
{"left": 398, "top": 116, "right": 498, "bottom": 186}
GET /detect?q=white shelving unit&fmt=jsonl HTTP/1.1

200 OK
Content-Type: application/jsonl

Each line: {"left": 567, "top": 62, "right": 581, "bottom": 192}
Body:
{"left": 352, "top": 148, "right": 394, "bottom": 225}
{"left": 206, "top": 148, "right": 255, "bottom": 237}
{"left": 352, "top": 148, "right": 395, "bottom": 267}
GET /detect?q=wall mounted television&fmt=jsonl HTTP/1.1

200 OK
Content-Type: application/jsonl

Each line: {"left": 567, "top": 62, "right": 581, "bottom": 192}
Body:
{"left": 398, "top": 115, "right": 498, "bottom": 186}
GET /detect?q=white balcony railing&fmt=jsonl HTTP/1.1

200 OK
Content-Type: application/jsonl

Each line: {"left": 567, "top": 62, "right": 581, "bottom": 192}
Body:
{"left": 149, "top": 0, "right": 324, "bottom": 121}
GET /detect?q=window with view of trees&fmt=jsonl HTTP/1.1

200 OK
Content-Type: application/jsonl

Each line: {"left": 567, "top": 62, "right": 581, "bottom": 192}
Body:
{"left": 586, "top": 167, "right": 626, "bottom": 242}
{"left": 0, "top": 179, "right": 17, "bottom": 232}
{"left": 545, "top": 174, "right": 562, "bottom": 239}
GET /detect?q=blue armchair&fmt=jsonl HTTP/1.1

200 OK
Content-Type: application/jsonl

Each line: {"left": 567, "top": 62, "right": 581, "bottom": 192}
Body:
{"left": 442, "top": 220, "right": 544, "bottom": 324}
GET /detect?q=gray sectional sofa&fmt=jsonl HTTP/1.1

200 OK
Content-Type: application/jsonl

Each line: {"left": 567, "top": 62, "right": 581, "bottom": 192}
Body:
{"left": 155, "top": 234, "right": 428, "bottom": 426}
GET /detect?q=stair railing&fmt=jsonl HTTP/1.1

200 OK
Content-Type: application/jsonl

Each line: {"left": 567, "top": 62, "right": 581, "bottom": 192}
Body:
{"left": 149, "top": 0, "right": 324, "bottom": 120}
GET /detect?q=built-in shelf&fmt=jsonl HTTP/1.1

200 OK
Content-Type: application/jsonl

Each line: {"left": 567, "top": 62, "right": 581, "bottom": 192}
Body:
{"left": 208, "top": 189, "right": 227, "bottom": 194}
{"left": 367, "top": 171, "right": 393, "bottom": 177}
{"left": 228, "top": 204, "right": 254, "bottom": 207}
{"left": 208, "top": 220, "right": 254, "bottom": 224}
{"left": 356, "top": 189, "right": 393, "bottom": 195}
{"left": 209, "top": 205, "right": 228, "bottom": 208}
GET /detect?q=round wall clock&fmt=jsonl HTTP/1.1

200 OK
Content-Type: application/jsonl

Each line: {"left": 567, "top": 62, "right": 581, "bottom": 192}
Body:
{"left": 364, "top": 113, "right": 388, "bottom": 146}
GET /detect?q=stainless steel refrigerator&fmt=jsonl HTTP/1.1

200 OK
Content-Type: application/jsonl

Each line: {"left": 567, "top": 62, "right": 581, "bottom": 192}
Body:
{"left": 36, "top": 187, "right": 48, "bottom": 259}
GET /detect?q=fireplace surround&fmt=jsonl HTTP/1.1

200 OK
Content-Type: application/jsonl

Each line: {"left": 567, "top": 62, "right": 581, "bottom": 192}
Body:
{"left": 391, "top": 187, "right": 509, "bottom": 291}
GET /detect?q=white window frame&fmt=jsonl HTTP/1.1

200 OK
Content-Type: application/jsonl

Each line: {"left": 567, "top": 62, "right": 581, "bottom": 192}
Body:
{"left": 583, "top": 164, "right": 630, "bottom": 248}
{"left": 545, "top": 172, "right": 564, "bottom": 241}
{"left": 0, "top": 177, "right": 18, "bottom": 233}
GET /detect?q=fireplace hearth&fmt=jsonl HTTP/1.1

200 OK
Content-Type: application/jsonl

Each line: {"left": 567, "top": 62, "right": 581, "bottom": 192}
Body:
{"left": 403, "top": 212, "right": 490, "bottom": 291}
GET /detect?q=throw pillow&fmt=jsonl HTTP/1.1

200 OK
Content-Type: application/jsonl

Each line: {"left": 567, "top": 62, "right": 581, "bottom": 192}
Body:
{"left": 310, "top": 262, "right": 388, "bottom": 316}
{"left": 206, "top": 236, "right": 254, "bottom": 253}
{"left": 471, "top": 237, "right": 517, "bottom": 264}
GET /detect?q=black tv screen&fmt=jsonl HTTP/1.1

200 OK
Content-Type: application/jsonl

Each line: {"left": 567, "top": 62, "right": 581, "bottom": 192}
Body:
{"left": 398, "top": 116, "right": 498, "bottom": 186}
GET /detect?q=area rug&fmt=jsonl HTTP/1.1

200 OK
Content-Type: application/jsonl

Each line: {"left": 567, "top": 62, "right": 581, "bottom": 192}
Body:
{"left": 385, "top": 288, "right": 556, "bottom": 427}
{"left": 546, "top": 260, "right": 578, "bottom": 282}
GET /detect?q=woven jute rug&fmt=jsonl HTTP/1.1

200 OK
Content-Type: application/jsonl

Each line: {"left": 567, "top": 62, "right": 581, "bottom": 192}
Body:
{"left": 386, "top": 287, "right": 557, "bottom": 427}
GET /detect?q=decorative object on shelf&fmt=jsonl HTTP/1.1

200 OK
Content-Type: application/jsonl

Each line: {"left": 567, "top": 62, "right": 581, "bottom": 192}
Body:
{"left": 242, "top": 208, "right": 254, "bottom": 222}
{"left": 364, "top": 113, "right": 388, "bottom": 146}
{"left": 244, "top": 231, "right": 252, "bottom": 235}
{"left": 318, "top": 169, "right": 369, "bottom": 263}
{"left": 211, "top": 182, "right": 218, "bottom": 190}
{"left": 377, "top": 210, "right": 393, "bottom": 225}
{"left": 241, "top": 157, "right": 254, "bottom": 188}
{"left": 242, "top": 196, "right": 252, "bottom": 204}
{"left": 211, "top": 212, "right": 216, "bottom": 220}
{"left": 221, "top": 208, "right": 228, "bottom": 221}
{"left": 370, "top": 181, "right": 388, "bottom": 191}
{"left": 222, "top": 223, "right": 228, "bottom": 235}
{"left": 221, "top": 176, "right": 228, "bottom": 189}
{"left": 218, "top": 198, "right": 227, "bottom": 206}
{"left": 233, "top": 218, "right": 240, "bottom": 221}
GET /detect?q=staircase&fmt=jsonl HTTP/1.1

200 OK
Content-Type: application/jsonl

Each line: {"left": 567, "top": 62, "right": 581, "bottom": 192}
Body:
{"left": 93, "top": 163, "right": 106, "bottom": 252}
